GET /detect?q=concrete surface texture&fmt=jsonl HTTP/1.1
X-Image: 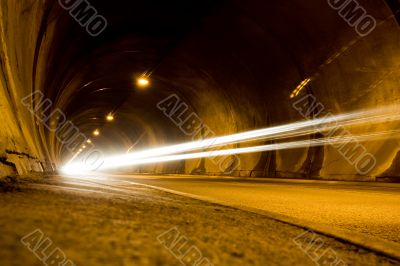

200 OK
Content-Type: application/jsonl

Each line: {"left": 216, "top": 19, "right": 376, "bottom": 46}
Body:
{"left": 1, "top": 0, "right": 400, "bottom": 180}
{"left": 0, "top": 176, "right": 399, "bottom": 266}
{"left": 0, "top": 1, "right": 52, "bottom": 177}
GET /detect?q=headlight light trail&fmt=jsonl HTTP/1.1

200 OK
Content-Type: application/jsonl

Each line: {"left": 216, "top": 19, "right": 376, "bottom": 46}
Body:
{"left": 62, "top": 129, "right": 400, "bottom": 174}
{"left": 70, "top": 105, "right": 400, "bottom": 167}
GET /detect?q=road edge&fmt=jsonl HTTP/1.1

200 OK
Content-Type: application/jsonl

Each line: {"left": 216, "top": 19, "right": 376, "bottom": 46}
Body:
{"left": 128, "top": 181, "right": 400, "bottom": 262}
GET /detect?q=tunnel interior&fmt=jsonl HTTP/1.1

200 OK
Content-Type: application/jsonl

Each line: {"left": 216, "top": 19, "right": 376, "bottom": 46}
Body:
{"left": 1, "top": 0, "right": 400, "bottom": 181}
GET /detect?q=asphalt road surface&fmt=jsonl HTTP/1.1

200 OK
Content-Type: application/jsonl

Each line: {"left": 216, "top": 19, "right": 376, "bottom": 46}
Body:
{"left": 3, "top": 175, "right": 399, "bottom": 265}
{"left": 72, "top": 174, "right": 400, "bottom": 244}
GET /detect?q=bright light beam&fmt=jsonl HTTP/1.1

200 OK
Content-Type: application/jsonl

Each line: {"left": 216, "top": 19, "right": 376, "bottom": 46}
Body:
{"left": 62, "top": 129, "right": 400, "bottom": 173}
{"left": 71, "top": 104, "right": 400, "bottom": 166}
{"left": 61, "top": 105, "right": 400, "bottom": 175}
{"left": 98, "top": 130, "right": 400, "bottom": 169}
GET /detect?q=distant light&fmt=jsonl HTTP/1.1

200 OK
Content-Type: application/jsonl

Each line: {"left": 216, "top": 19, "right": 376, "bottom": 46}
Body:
{"left": 290, "top": 78, "right": 312, "bottom": 98}
{"left": 82, "top": 145, "right": 86, "bottom": 149}
{"left": 87, "top": 139, "right": 92, "bottom": 144}
{"left": 137, "top": 77, "right": 150, "bottom": 88}
{"left": 106, "top": 113, "right": 114, "bottom": 122}
{"left": 93, "top": 129, "right": 100, "bottom": 136}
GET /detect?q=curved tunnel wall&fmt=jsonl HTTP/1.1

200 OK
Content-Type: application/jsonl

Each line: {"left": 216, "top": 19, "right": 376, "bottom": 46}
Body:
{"left": 1, "top": 0, "right": 399, "bottom": 181}
{"left": 0, "top": 1, "right": 55, "bottom": 177}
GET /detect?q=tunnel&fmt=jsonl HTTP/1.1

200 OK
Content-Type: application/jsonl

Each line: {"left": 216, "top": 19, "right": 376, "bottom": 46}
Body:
{"left": 1, "top": 0, "right": 400, "bottom": 182}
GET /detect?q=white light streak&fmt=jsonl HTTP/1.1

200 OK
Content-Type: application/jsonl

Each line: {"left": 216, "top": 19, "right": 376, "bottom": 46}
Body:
{"left": 61, "top": 105, "right": 400, "bottom": 175}
{"left": 61, "top": 129, "right": 400, "bottom": 174}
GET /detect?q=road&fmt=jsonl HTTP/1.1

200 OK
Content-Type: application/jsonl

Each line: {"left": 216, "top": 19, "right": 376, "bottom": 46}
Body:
{"left": 66, "top": 174, "right": 400, "bottom": 245}
{"left": 3, "top": 175, "right": 399, "bottom": 265}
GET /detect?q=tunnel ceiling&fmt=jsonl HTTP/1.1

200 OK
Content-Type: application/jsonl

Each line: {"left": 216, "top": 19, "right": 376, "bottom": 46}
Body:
{"left": 43, "top": 0, "right": 228, "bottom": 161}
{"left": 2, "top": 0, "right": 400, "bottom": 179}
{"left": 46, "top": 0, "right": 331, "bottom": 157}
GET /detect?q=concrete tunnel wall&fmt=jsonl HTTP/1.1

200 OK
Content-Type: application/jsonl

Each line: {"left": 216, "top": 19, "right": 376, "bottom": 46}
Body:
{"left": 0, "top": 1, "right": 55, "bottom": 177}
{"left": 1, "top": 0, "right": 400, "bottom": 181}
